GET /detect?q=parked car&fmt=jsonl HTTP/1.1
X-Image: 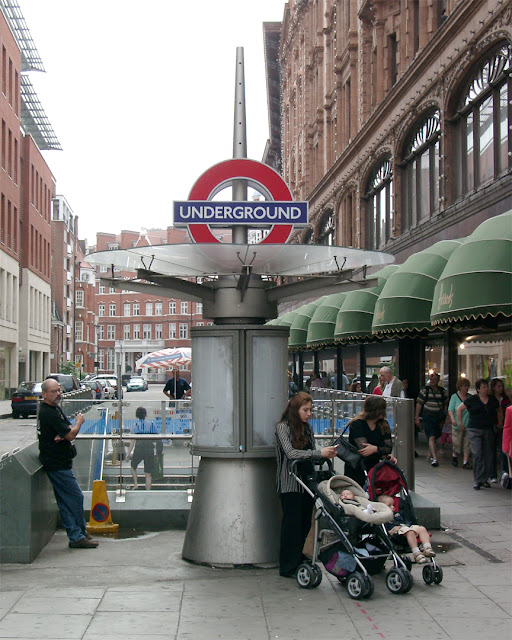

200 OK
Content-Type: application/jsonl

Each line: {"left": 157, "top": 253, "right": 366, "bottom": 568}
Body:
{"left": 90, "top": 374, "right": 119, "bottom": 398}
{"left": 96, "top": 379, "right": 116, "bottom": 399}
{"left": 45, "top": 373, "right": 81, "bottom": 392}
{"left": 126, "top": 376, "right": 148, "bottom": 392}
{"left": 11, "top": 381, "right": 43, "bottom": 418}
{"left": 81, "top": 379, "right": 103, "bottom": 400}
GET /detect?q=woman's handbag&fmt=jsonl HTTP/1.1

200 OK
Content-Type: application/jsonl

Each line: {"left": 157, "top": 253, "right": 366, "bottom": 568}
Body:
{"left": 331, "top": 436, "right": 362, "bottom": 468}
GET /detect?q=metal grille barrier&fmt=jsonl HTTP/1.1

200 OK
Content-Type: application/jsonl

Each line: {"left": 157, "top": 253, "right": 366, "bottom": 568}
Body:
{"left": 40, "top": 399, "right": 196, "bottom": 493}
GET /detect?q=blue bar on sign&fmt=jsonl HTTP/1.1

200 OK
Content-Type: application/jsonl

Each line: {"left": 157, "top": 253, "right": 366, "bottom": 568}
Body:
{"left": 173, "top": 201, "right": 308, "bottom": 226}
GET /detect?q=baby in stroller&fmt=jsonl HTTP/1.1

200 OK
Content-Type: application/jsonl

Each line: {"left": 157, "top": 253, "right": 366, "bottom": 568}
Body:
{"left": 378, "top": 495, "right": 436, "bottom": 564}
{"left": 340, "top": 489, "right": 376, "bottom": 515}
{"left": 319, "top": 475, "right": 393, "bottom": 524}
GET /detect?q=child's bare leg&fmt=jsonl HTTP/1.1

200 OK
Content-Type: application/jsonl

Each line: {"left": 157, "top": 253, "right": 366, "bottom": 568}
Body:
{"left": 417, "top": 526, "right": 430, "bottom": 546}
{"left": 404, "top": 530, "right": 418, "bottom": 551}
{"left": 418, "top": 526, "right": 436, "bottom": 556}
{"left": 406, "top": 530, "right": 428, "bottom": 563}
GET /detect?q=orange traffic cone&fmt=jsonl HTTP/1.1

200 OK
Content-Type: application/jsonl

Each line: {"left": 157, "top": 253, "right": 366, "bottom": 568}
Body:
{"left": 86, "top": 479, "right": 119, "bottom": 534}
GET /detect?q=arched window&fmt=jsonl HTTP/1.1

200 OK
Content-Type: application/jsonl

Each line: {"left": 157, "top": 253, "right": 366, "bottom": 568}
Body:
{"left": 303, "top": 228, "right": 315, "bottom": 244}
{"left": 365, "top": 156, "right": 393, "bottom": 250}
{"left": 456, "top": 43, "right": 511, "bottom": 197}
{"left": 318, "top": 210, "right": 335, "bottom": 245}
{"left": 401, "top": 109, "right": 441, "bottom": 230}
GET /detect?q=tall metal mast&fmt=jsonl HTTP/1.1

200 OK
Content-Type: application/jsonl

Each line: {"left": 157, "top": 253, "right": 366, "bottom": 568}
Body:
{"left": 231, "top": 47, "right": 248, "bottom": 244}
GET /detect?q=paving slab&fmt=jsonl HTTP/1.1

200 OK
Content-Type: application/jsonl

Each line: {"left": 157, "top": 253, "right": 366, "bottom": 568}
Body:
{"left": 0, "top": 424, "right": 511, "bottom": 639}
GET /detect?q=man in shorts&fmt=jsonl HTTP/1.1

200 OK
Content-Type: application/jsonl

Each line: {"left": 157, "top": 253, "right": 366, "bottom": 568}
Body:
{"left": 415, "top": 372, "right": 447, "bottom": 468}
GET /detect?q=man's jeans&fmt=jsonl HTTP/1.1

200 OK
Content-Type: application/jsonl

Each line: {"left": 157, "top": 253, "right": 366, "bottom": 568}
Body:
{"left": 46, "top": 469, "right": 87, "bottom": 542}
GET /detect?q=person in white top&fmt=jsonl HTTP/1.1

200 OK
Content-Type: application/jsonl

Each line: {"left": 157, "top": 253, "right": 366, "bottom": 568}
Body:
{"left": 379, "top": 366, "right": 405, "bottom": 399}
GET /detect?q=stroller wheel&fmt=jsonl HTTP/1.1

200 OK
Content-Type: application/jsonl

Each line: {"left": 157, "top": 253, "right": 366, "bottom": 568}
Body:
{"left": 296, "top": 564, "right": 318, "bottom": 589}
{"left": 402, "top": 569, "right": 414, "bottom": 593}
{"left": 422, "top": 564, "right": 434, "bottom": 585}
{"left": 346, "top": 572, "right": 368, "bottom": 599}
{"left": 310, "top": 564, "right": 323, "bottom": 587}
{"left": 433, "top": 565, "right": 443, "bottom": 584}
{"left": 385, "top": 568, "right": 407, "bottom": 594}
{"left": 362, "top": 574, "right": 375, "bottom": 599}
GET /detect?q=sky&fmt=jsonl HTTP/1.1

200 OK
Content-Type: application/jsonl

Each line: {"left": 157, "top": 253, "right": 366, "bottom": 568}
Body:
{"left": 18, "top": 0, "right": 286, "bottom": 246}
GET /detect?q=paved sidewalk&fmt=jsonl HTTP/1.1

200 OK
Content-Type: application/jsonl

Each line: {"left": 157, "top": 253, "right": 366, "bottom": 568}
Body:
{"left": 0, "top": 423, "right": 511, "bottom": 639}
{"left": 0, "top": 399, "right": 12, "bottom": 420}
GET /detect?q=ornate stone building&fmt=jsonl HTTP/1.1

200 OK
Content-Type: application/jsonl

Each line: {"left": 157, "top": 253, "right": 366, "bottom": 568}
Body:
{"left": 273, "top": 0, "right": 511, "bottom": 260}
{"left": 264, "top": 0, "right": 511, "bottom": 395}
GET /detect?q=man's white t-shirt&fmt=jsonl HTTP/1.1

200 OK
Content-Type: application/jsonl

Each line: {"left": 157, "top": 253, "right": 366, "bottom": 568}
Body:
{"left": 383, "top": 378, "right": 405, "bottom": 399}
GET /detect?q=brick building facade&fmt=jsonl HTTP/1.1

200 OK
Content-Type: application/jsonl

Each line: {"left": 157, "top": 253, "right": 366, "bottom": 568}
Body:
{"left": 0, "top": 7, "right": 57, "bottom": 396}
{"left": 50, "top": 195, "right": 83, "bottom": 373}
{"left": 93, "top": 228, "right": 212, "bottom": 381}
{"left": 263, "top": 0, "right": 511, "bottom": 396}
{"left": 272, "top": 0, "right": 511, "bottom": 260}
{"left": 0, "top": 9, "right": 21, "bottom": 397}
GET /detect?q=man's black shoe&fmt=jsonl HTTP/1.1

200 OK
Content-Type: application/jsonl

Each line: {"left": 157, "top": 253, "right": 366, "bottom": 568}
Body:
{"left": 473, "top": 483, "right": 481, "bottom": 490}
{"left": 69, "top": 538, "right": 99, "bottom": 549}
{"left": 482, "top": 481, "right": 491, "bottom": 488}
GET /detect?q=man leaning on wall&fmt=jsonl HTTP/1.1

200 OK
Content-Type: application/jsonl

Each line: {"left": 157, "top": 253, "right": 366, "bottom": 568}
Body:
{"left": 38, "top": 378, "right": 99, "bottom": 549}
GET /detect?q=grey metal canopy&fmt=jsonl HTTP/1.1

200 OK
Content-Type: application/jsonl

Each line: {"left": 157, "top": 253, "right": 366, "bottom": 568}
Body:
{"left": 88, "top": 242, "right": 393, "bottom": 278}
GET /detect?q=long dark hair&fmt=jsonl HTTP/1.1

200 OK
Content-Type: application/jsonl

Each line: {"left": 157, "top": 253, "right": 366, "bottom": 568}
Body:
{"left": 281, "top": 391, "right": 313, "bottom": 449}
{"left": 348, "top": 395, "right": 390, "bottom": 436}
{"left": 490, "top": 377, "right": 511, "bottom": 405}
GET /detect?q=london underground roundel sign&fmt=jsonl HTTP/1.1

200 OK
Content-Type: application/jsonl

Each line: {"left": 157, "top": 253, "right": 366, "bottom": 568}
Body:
{"left": 173, "top": 159, "right": 308, "bottom": 244}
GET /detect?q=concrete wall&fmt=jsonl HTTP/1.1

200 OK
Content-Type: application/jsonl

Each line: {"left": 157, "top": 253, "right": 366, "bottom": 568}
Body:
{"left": 0, "top": 442, "right": 57, "bottom": 563}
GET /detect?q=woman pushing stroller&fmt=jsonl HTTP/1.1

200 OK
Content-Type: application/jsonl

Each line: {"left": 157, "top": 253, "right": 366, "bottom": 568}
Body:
{"left": 275, "top": 391, "right": 337, "bottom": 578}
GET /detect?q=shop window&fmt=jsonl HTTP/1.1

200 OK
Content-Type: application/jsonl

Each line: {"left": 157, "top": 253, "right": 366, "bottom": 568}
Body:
{"left": 401, "top": 109, "right": 441, "bottom": 230}
{"left": 455, "top": 43, "right": 511, "bottom": 197}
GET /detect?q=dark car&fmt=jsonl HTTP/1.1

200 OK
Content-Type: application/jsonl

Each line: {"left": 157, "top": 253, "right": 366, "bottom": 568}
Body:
{"left": 45, "top": 373, "right": 81, "bottom": 392}
{"left": 11, "top": 382, "right": 43, "bottom": 418}
{"left": 81, "top": 379, "right": 103, "bottom": 400}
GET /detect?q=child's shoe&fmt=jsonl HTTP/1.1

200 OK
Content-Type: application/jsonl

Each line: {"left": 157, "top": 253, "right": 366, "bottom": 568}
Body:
{"left": 413, "top": 551, "right": 428, "bottom": 564}
{"left": 422, "top": 544, "right": 436, "bottom": 558}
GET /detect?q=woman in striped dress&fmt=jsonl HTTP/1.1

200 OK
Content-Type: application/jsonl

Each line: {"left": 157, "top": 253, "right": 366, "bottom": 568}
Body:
{"left": 275, "top": 391, "right": 337, "bottom": 577}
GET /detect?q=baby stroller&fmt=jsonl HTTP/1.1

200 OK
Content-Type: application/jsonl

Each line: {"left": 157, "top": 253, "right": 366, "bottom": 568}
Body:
{"left": 367, "top": 459, "right": 444, "bottom": 586}
{"left": 290, "top": 456, "right": 414, "bottom": 598}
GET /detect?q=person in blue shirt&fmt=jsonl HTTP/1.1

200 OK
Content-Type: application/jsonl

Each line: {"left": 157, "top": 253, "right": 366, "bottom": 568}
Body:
{"left": 163, "top": 368, "right": 191, "bottom": 405}
{"left": 126, "top": 406, "right": 162, "bottom": 490}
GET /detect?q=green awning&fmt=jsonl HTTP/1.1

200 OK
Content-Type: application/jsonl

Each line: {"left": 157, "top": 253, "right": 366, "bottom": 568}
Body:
{"left": 306, "top": 292, "right": 347, "bottom": 348}
{"left": 289, "top": 298, "right": 326, "bottom": 350}
{"left": 431, "top": 210, "right": 512, "bottom": 326}
{"left": 274, "top": 310, "right": 298, "bottom": 328}
{"left": 333, "top": 265, "right": 400, "bottom": 343}
{"left": 372, "top": 240, "right": 463, "bottom": 336}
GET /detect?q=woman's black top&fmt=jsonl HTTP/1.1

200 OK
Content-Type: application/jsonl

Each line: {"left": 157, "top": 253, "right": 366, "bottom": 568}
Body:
{"left": 464, "top": 394, "right": 500, "bottom": 430}
{"left": 346, "top": 418, "right": 392, "bottom": 487}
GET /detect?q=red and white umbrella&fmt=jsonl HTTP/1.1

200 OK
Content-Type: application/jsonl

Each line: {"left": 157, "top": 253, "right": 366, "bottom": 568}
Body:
{"left": 135, "top": 347, "right": 191, "bottom": 370}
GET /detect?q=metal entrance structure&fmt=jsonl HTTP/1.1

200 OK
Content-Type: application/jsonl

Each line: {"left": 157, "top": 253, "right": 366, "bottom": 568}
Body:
{"left": 87, "top": 48, "right": 393, "bottom": 566}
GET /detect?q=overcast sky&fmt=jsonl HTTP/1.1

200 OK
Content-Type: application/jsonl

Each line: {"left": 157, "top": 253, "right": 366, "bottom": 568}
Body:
{"left": 19, "top": 0, "right": 286, "bottom": 246}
